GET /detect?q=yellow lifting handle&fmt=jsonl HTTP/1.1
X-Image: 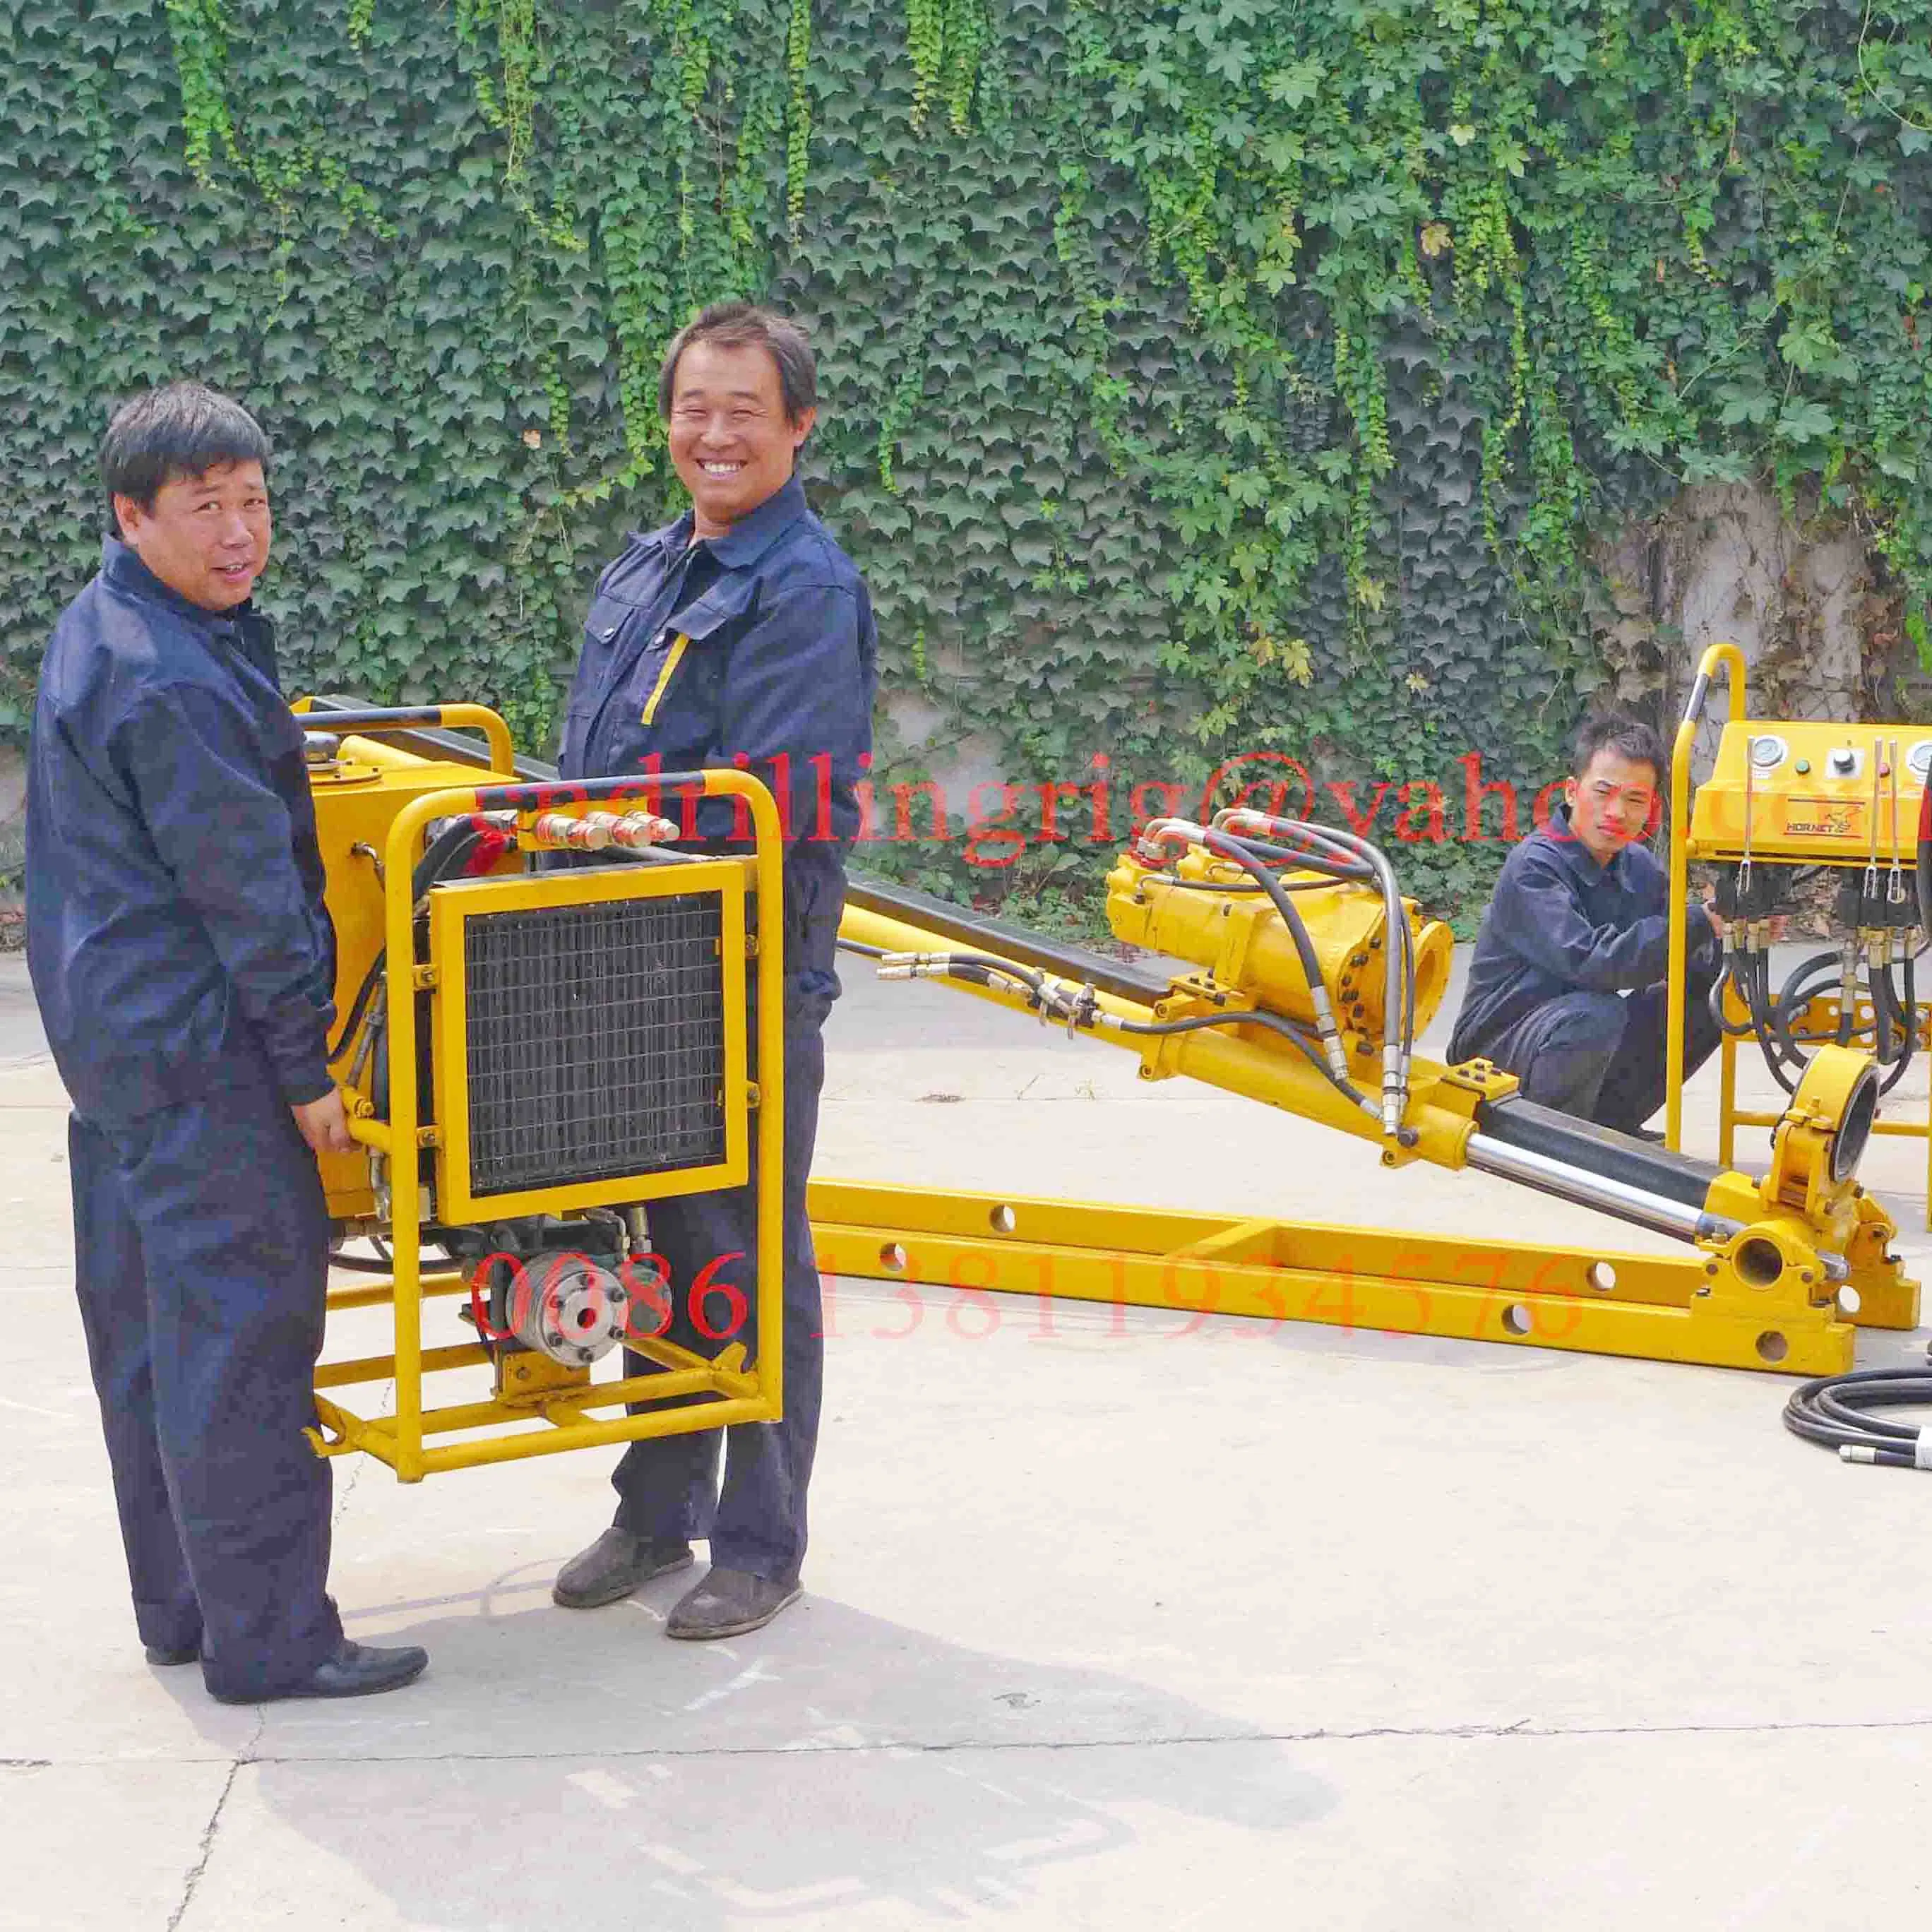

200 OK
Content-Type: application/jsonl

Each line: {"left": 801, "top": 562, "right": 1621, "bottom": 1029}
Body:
{"left": 290, "top": 700, "right": 516, "bottom": 775}
{"left": 1666, "top": 642, "right": 1748, "bottom": 1150}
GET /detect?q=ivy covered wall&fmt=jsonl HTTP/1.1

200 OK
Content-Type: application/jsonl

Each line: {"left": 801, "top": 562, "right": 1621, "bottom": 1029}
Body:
{"left": 4, "top": 0, "right": 1931, "bottom": 924}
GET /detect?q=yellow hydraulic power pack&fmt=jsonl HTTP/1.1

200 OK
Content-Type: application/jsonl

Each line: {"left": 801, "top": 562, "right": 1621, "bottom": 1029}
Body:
{"left": 1666, "top": 643, "right": 1932, "bottom": 1210}
{"left": 294, "top": 703, "right": 785, "bottom": 1481}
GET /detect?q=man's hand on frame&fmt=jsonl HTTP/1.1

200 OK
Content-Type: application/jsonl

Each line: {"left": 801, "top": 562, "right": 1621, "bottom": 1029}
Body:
{"left": 292, "top": 1087, "right": 356, "bottom": 1157}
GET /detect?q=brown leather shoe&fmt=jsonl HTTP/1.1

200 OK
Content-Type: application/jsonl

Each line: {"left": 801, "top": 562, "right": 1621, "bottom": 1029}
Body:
{"left": 665, "top": 1566, "right": 801, "bottom": 1640}
{"left": 553, "top": 1528, "right": 695, "bottom": 1609}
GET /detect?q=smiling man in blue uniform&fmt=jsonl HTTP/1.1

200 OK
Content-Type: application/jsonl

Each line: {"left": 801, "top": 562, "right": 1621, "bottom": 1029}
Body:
{"left": 27, "top": 382, "right": 427, "bottom": 1703}
{"left": 1448, "top": 715, "right": 1724, "bottom": 1136}
{"left": 551, "top": 304, "right": 876, "bottom": 1640}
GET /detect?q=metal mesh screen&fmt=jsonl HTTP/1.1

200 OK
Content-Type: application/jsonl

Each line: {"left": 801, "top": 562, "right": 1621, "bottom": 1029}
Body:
{"left": 462, "top": 891, "right": 728, "bottom": 1196}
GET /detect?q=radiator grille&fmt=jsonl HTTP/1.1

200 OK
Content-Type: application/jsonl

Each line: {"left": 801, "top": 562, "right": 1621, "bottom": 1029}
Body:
{"left": 462, "top": 893, "right": 727, "bottom": 1196}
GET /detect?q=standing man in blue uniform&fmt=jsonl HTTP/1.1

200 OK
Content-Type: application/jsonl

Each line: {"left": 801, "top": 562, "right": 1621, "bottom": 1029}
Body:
{"left": 551, "top": 304, "right": 876, "bottom": 1640}
{"left": 27, "top": 382, "right": 427, "bottom": 1702}
{"left": 1448, "top": 716, "right": 1723, "bottom": 1135}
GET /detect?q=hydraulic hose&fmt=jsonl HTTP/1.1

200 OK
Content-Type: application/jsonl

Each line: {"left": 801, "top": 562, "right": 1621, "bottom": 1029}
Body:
{"left": 327, "top": 820, "right": 492, "bottom": 1063}
{"left": 873, "top": 943, "right": 1379, "bottom": 1117}
{"left": 328, "top": 1236, "right": 453, "bottom": 1275}
{"left": 1240, "top": 813, "right": 1417, "bottom": 1121}
{"left": 1868, "top": 955, "right": 1916, "bottom": 1094}
{"left": 1210, "top": 816, "right": 1419, "bottom": 1074}
{"left": 1755, "top": 948, "right": 1832, "bottom": 1094}
{"left": 1195, "top": 827, "right": 1365, "bottom": 1109}
{"left": 1784, "top": 1367, "right": 1932, "bottom": 1467}
{"left": 1102, "top": 1003, "right": 1366, "bottom": 1101}
{"left": 1893, "top": 954, "right": 1909, "bottom": 1082}
{"left": 1206, "top": 811, "right": 1414, "bottom": 1129}
{"left": 1724, "top": 945, "right": 1856, "bottom": 1099}
{"left": 1709, "top": 950, "right": 1759, "bottom": 1040}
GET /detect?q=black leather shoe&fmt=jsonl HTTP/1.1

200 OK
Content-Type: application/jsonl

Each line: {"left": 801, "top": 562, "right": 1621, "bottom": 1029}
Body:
{"left": 145, "top": 1642, "right": 199, "bottom": 1667}
{"left": 211, "top": 1640, "right": 429, "bottom": 1705}
{"left": 666, "top": 1566, "right": 801, "bottom": 1640}
{"left": 553, "top": 1528, "right": 694, "bottom": 1609}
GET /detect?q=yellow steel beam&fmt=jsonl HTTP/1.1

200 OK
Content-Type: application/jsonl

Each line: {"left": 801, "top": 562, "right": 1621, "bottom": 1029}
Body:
{"left": 808, "top": 1179, "right": 1859, "bottom": 1376}
{"left": 309, "top": 1378, "right": 775, "bottom": 1474}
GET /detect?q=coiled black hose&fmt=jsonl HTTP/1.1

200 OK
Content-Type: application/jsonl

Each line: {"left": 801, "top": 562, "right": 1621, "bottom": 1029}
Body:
{"left": 1784, "top": 1366, "right": 1932, "bottom": 1468}
{"left": 1716, "top": 943, "right": 1874, "bottom": 1098}
{"left": 1709, "top": 953, "right": 1758, "bottom": 1039}
{"left": 1762, "top": 948, "right": 1839, "bottom": 1092}
{"left": 1743, "top": 943, "right": 1918, "bottom": 1098}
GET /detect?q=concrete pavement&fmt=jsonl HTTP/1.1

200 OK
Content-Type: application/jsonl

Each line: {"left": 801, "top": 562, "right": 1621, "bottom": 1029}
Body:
{"left": 4, "top": 948, "right": 1931, "bottom": 1930}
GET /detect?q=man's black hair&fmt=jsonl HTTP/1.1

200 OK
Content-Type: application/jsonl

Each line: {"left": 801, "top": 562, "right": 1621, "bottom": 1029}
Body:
{"left": 1571, "top": 713, "right": 1666, "bottom": 783}
{"left": 101, "top": 381, "right": 271, "bottom": 521}
{"left": 658, "top": 302, "right": 817, "bottom": 424}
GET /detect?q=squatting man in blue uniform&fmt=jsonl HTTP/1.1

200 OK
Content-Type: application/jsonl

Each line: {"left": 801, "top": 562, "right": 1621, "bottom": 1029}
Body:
{"left": 1448, "top": 715, "right": 1724, "bottom": 1136}
{"left": 551, "top": 304, "right": 877, "bottom": 1639}
{"left": 27, "top": 383, "right": 427, "bottom": 1703}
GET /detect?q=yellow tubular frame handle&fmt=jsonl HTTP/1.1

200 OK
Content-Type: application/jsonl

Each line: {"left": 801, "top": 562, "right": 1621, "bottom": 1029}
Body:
{"left": 292, "top": 701, "right": 515, "bottom": 774}
{"left": 1667, "top": 642, "right": 1747, "bottom": 1150}
{"left": 345, "top": 768, "right": 786, "bottom": 1481}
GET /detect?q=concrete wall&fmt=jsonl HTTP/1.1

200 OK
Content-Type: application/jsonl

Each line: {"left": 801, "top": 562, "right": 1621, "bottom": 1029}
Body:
{"left": 1594, "top": 482, "right": 1916, "bottom": 768}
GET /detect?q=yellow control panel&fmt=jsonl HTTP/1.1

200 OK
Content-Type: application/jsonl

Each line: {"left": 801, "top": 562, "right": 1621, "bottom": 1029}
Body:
{"left": 1687, "top": 720, "right": 1932, "bottom": 863}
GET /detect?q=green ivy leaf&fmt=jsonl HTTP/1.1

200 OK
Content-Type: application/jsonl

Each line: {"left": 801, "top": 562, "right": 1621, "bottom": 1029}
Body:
{"left": 1775, "top": 400, "right": 1837, "bottom": 445}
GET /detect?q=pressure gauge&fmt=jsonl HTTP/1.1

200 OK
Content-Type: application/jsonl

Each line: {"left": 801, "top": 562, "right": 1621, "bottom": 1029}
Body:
{"left": 1907, "top": 739, "right": 1932, "bottom": 780}
{"left": 1747, "top": 734, "right": 1787, "bottom": 770}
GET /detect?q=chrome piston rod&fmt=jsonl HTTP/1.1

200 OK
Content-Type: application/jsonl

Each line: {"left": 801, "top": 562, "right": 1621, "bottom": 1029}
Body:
{"left": 1465, "top": 1132, "right": 1731, "bottom": 1241}
{"left": 1462, "top": 1133, "right": 1850, "bottom": 1283}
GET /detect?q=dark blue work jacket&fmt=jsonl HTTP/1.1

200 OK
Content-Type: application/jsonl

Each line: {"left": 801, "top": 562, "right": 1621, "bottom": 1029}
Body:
{"left": 559, "top": 475, "right": 876, "bottom": 994}
{"left": 1450, "top": 804, "right": 1717, "bottom": 1061}
{"left": 25, "top": 539, "right": 335, "bottom": 1124}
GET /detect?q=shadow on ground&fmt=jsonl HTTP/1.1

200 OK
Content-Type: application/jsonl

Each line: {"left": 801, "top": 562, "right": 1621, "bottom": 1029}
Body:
{"left": 166, "top": 1571, "right": 1335, "bottom": 1928}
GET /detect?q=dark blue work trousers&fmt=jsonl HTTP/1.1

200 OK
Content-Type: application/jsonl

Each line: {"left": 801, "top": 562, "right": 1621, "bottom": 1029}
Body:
{"left": 611, "top": 987, "right": 828, "bottom": 1586}
{"left": 1481, "top": 967, "right": 1722, "bottom": 1133}
{"left": 69, "top": 1074, "right": 342, "bottom": 1699}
